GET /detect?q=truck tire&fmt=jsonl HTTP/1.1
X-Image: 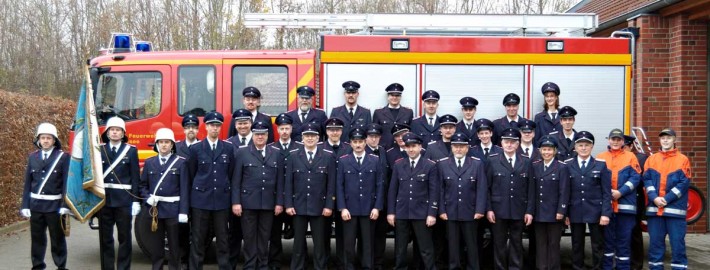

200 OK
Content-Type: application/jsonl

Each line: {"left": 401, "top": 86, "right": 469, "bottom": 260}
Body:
{"left": 686, "top": 185, "right": 706, "bottom": 225}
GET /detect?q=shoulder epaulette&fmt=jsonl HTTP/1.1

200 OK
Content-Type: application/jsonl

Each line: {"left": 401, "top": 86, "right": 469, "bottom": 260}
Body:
{"left": 532, "top": 159, "right": 542, "bottom": 163}
{"left": 428, "top": 141, "right": 437, "bottom": 145}
{"left": 261, "top": 112, "right": 271, "bottom": 116}
{"left": 177, "top": 156, "right": 186, "bottom": 160}
{"left": 368, "top": 153, "right": 378, "bottom": 158}
{"left": 323, "top": 149, "right": 333, "bottom": 153}
{"left": 343, "top": 141, "right": 351, "bottom": 146}
{"left": 438, "top": 157, "right": 449, "bottom": 161}
{"left": 493, "top": 145, "right": 503, "bottom": 149}
{"left": 394, "top": 157, "right": 405, "bottom": 163}
{"left": 267, "top": 142, "right": 276, "bottom": 147}
{"left": 489, "top": 153, "right": 500, "bottom": 157}
{"left": 295, "top": 141, "right": 304, "bottom": 145}
{"left": 268, "top": 145, "right": 280, "bottom": 150}
{"left": 426, "top": 159, "right": 436, "bottom": 164}
{"left": 564, "top": 158, "right": 574, "bottom": 163}
{"left": 314, "top": 108, "right": 325, "bottom": 111}
{"left": 557, "top": 160, "right": 566, "bottom": 164}
{"left": 316, "top": 141, "right": 324, "bottom": 145}
{"left": 549, "top": 131, "right": 559, "bottom": 135}
{"left": 239, "top": 145, "right": 248, "bottom": 148}
{"left": 470, "top": 156, "right": 481, "bottom": 161}
{"left": 290, "top": 149, "right": 300, "bottom": 153}
{"left": 223, "top": 140, "right": 233, "bottom": 144}
{"left": 386, "top": 147, "right": 396, "bottom": 152}
{"left": 339, "top": 154, "right": 349, "bottom": 158}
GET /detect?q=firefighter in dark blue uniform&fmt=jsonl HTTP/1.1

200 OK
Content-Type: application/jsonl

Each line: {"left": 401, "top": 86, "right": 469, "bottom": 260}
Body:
{"left": 21, "top": 123, "right": 70, "bottom": 270}
{"left": 99, "top": 116, "right": 141, "bottom": 270}
{"left": 493, "top": 93, "right": 528, "bottom": 146}
{"left": 267, "top": 113, "right": 299, "bottom": 270}
{"left": 286, "top": 86, "right": 328, "bottom": 142}
{"left": 229, "top": 86, "right": 275, "bottom": 144}
{"left": 176, "top": 114, "right": 200, "bottom": 159}
{"left": 552, "top": 106, "right": 578, "bottom": 161}
{"left": 322, "top": 117, "right": 352, "bottom": 269}
{"left": 469, "top": 118, "right": 503, "bottom": 164}
{"left": 364, "top": 123, "right": 390, "bottom": 269}
{"left": 533, "top": 82, "right": 562, "bottom": 144}
{"left": 564, "top": 131, "right": 612, "bottom": 270}
{"left": 624, "top": 135, "right": 647, "bottom": 270}
{"left": 531, "top": 135, "right": 570, "bottom": 270}
{"left": 232, "top": 121, "right": 284, "bottom": 270}
{"left": 427, "top": 114, "right": 458, "bottom": 161}
{"left": 456, "top": 97, "right": 480, "bottom": 147}
{"left": 386, "top": 124, "right": 415, "bottom": 168}
{"left": 517, "top": 119, "right": 541, "bottom": 161}
{"left": 139, "top": 128, "right": 190, "bottom": 270}
{"left": 387, "top": 132, "right": 439, "bottom": 270}
{"left": 411, "top": 90, "right": 442, "bottom": 144}
{"left": 438, "top": 132, "right": 488, "bottom": 270}
{"left": 187, "top": 111, "right": 236, "bottom": 270}
{"left": 330, "top": 81, "right": 372, "bottom": 143}
{"left": 372, "top": 83, "right": 414, "bottom": 149}
{"left": 364, "top": 123, "right": 387, "bottom": 165}
{"left": 284, "top": 123, "right": 337, "bottom": 270}
{"left": 486, "top": 128, "right": 534, "bottom": 270}
{"left": 337, "top": 128, "right": 386, "bottom": 270}
{"left": 226, "top": 109, "right": 251, "bottom": 268}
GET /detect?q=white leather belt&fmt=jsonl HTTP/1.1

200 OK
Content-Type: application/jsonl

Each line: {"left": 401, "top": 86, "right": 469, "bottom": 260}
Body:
{"left": 31, "top": 193, "right": 62, "bottom": 200}
{"left": 104, "top": 183, "right": 132, "bottom": 190}
{"left": 153, "top": 195, "right": 180, "bottom": 202}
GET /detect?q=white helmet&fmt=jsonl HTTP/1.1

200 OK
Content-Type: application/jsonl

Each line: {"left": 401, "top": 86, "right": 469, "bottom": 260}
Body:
{"left": 153, "top": 128, "right": 176, "bottom": 153}
{"left": 34, "top": 123, "right": 61, "bottom": 149}
{"left": 105, "top": 117, "right": 126, "bottom": 131}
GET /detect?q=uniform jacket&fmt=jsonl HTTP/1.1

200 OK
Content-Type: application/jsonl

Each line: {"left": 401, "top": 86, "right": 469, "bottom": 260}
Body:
{"left": 410, "top": 115, "right": 441, "bottom": 145}
{"left": 232, "top": 144, "right": 284, "bottom": 210}
{"left": 566, "top": 156, "right": 613, "bottom": 223}
{"left": 330, "top": 105, "right": 372, "bottom": 142}
{"left": 386, "top": 145, "right": 428, "bottom": 169}
{"left": 552, "top": 130, "right": 577, "bottom": 161}
{"left": 426, "top": 140, "right": 452, "bottom": 161}
{"left": 336, "top": 153, "right": 385, "bottom": 216}
{"left": 518, "top": 144, "right": 542, "bottom": 162}
{"left": 438, "top": 156, "right": 488, "bottom": 221}
{"left": 533, "top": 111, "right": 561, "bottom": 144}
{"left": 455, "top": 121, "right": 479, "bottom": 147}
{"left": 187, "top": 139, "right": 236, "bottom": 210}
{"left": 286, "top": 108, "right": 328, "bottom": 142}
{"left": 486, "top": 153, "right": 535, "bottom": 220}
{"left": 139, "top": 154, "right": 189, "bottom": 218}
{"left": 468, "top": 144, "right": 503, "bottom": 165}
{"left": 596, "top": 149, "right": 641, "bottom": 214}
{"left": 643, "top": 149, "right": 691, "bottom": 219}
{"left": 387, "top": 157, "right": 439, "bottom": 219}
{"left": 227, "top": 112, "right": 275, "bottom": 144}
{"left": 101, "top": 143, "right": 141, "bottom": 208}
{"left": 176, "top": 140, "right": 199, "bottom": 160}
{"left": 372, "top": 106, "right": 414, "bottom": 149}
{"left": 531, "top": 159, "right": 570, "bottom": 222}
{"left": 284, "top": 146, "right": 336, "bottom": 216}
{"left": 227, "top": 134, "right": 254, "bottom": 148}
{"left": 323, "top": 141, "right": 353, "bottom": 165}
{"left": 492, "top": 115, "right": 527, "bottom": 146}
{"left": 22, "top": 148, "right": 70, "bottom": 213}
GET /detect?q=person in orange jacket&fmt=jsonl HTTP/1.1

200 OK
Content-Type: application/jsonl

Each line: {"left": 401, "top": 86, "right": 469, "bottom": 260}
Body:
{"left": 643, "top": 128, "right": 690, "bottom": 270}
{"left": 596, "top": 128, "right": 641, "bottom": 270}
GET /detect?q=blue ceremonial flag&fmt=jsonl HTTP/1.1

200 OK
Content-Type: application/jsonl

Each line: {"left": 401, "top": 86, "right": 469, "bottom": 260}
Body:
{"left": 65, "top": 68, "right": 105, "bottom": 223}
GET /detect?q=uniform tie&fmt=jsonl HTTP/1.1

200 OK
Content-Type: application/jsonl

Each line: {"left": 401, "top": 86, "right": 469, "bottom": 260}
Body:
{"left": 428, "top": 117, "right": 434, "bottom": 127}
{"left": 467, "top": 123, "right": 472, "bottom": 131}
{"left": 410, "top": 160, "right": 415, "bottom": 169}
{"left": 457, "top": 159, "right": 462, "bottom": 169}
{"left": 212, "top": 143, "right": 216, "bottom": 151}
{"left": 160, "top": 157, "right": 166, "bottom": 165}
{"left": 241, "top": 137, "right": 246, "bottom": 145}
{"left": 300, "top": 112, "right": 307, "bottom": 122}
{"left": 524, "top": 148, "right": 530, "bottom": 156}
{"left": 258, "top": 149, "right": 264, "bottom": 158}
{"left": 356, "top": 156, "right": 362, "bottom": 166}
{"left": 508, "top": 157, "right": 513, "bottom": 166}
{"left": 373, "top": 149, "right": 379, "bottom": 155}
{"left": 282, "top": 143, "right": 288, "bottom": 150}
{"left": 581, "top": 160, "right": 587, "bottom": 171}
{"left": 308, "top": 151, "right": 314, "bottom": 163}
{"left": 544, "top": 165, "right": 548, "bottom": 172}
{"left": 349, "top": 107, "right": 354, "bottom": 118}
{"left": 43, "top": 153, "right": 48, "bottom": 161}
{"left": 333, "top": 144, "right": 340, "bottom": 152}
{"left": 112, "top": 146, "right": 117, "bottom": 154}
{"left": 566, "top": 138, "right": 572, "bottom": 145}
{"left": 484, "top": 147, "right": 489, "bottom": 156}
{"left": 551, "top": 112, "right": 557, "bottom": 119}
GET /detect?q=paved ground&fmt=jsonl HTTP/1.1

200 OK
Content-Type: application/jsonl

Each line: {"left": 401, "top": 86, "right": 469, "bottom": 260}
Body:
{"left": 0, "top": 220, "right": 708, "bottom": 269}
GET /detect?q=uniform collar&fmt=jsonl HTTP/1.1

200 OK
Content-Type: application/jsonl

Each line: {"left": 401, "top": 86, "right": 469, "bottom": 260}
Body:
{"left": 409, "top": 155, "right": 421, "bottom": 168}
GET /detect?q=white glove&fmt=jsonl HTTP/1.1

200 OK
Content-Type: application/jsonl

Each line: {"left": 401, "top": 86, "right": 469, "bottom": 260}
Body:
{"left": 146, "top": 196, "right": 158, "bottom": 206}
{"left": 178, "top": 214, "right": 188, "bottom": 223}
{"left": 59, "top": 208, "right": 72, "bottom": 216}
{"left": 20, "top": 209, "right": 31, "bottom": 218}
{"left": 131, "top": 202, "right": 141, "bottom": 216}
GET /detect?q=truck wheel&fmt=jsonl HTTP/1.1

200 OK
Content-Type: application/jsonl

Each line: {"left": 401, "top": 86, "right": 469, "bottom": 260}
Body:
{"left": 687, "top": 185, "right": 706, "bottom": 225}
{"left": 134, "top": 208, "right": 162, "bottom": 259}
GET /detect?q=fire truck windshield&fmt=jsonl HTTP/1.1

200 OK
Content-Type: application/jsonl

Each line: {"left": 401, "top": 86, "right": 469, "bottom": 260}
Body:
{"left": 95, "top": 71, "right": 162, "bottom": 124}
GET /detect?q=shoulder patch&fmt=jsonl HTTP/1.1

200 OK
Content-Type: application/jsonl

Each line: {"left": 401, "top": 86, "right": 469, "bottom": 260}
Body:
{"left": 413, "top": 116, "right": 423, "bottom": 120}
{"left": 261, "top": 112, "right": 271, "bottom": 116}
{"left": 343, "top": 141, "right": 351, "bottom": 146}
{"left": 316, "top": 141, "right": 324, "bottom": 145}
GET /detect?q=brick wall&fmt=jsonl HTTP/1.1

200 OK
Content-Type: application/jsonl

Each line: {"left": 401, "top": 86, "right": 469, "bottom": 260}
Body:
{"left": 629, "top": 14, "right": 708, "bottom": 233}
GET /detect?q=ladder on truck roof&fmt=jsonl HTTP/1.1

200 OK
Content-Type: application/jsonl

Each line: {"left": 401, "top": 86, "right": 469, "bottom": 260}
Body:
{"left": 242, "top": 13, "right": 598, "bottom": 36}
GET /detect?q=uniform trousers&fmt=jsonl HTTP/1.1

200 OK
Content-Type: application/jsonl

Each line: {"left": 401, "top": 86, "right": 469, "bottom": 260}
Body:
{"left": 570, "top": 222, "right": 604, "bottom": 270}
{"left": 140, "top": 210, "right": 181, "bottom": 270}
{"left": 291, "top": 215, "right": 328, "bottom": 270}
{"left": 534, "top": 222, "right": 563, "bottom": 270}
{"left": 394, "top": 219, "right": 435, "bottom": 270}
{"left": 446, "top": 220, "right": 479, "bottom": 270}
{"left": 603, "top": 213, "right": 636, "bottom": 270}
{"left": 372, "top": 214, "right": 390, "bottom": 269}
{"left": 229, "top": 214, "right": 243, "bottom": 269}
{"left": 268, "top": 213, "right": 289, "bottom": 269}
{"left": 241, "top": 209, "right": 274, "bottom": 270}
{"left": 647, "top": 216, "right": 687, "bottom": 270}
{"left": 98, "top": 206, "right": 132, "bottom": 270}
{"left": 342, "top": 216, "right": 375, "bottom": 270}
{"left": 491, "top": 218, "right": 525, "bottom": 270}
{"left": 30, "top": 211, "right": 67, "bottom": 270}
{"left": 190, "top": 208, "right": 231, "bottom": 270}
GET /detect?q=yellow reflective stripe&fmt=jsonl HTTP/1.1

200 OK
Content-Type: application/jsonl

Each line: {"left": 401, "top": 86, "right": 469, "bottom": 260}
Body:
{"left": 320, "top": 52, "right": 632, "bottom": 65}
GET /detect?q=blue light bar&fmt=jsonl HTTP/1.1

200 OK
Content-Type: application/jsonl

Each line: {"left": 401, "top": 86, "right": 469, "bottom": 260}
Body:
{"left": 135, "top": 41, "right": 152, "bottom": 52}
{"left": 113, "top": 34, "right": 132, "bottom": 49}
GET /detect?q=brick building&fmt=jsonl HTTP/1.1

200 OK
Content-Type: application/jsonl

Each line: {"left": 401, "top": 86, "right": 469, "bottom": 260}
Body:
{"left": 569, "top": 0, "right": 709, "bottom": 233}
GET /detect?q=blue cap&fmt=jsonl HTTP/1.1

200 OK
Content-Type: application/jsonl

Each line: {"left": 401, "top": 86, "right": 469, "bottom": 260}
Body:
{"left": 541, "top": 82, "right": 560, "bottom": 95}
{"left": 391, "top": 123, "right": 410, "bottom": 136}
{"left": 574, "top": 131, "right": 595, "bottom": 144}
{"left": 559, "top": 106, "right": 578, "bottom": 118}
{"left": 402, "top": 132, "right": 423, "bottom": 145}
{"left": 301, "top": 123, "right": 320, "bottom": 135}
{"left": 422, "top": 90, "right": 440, "bottom": 101}
{"left": 232, "top": 109, "right": 253, "bottom": 121}
{"left": 385, "top": 83, "right": 404, "bottom": 95}
{"left": 474, "top": 118, "right": 494, "bottom": 132}
{"left": 518, "top": 119, "right": 536, "bottom": 132}
{"left": 451, "top": 132, "right": 470, "bottom": 145}
{"left": 460, "top": 97, "right": 478, "bottom": 108}
{"left": 204, "top": 111, "right": 224, "bottom": 124}
{"left": 182, "top": 114, "right": 199, "bottom": 127}
{"left": 251, "top": 121, "right": 270, "bottom": 133}
{"left": 325, "top": 117, "right": 345, "bottom": 129}
{"left": 342, "top": 81, "right": 360, "bottom": 92}
{"left": 297, "top": 86, "right": 316, "bottom": 98}
{"left": 538, "top": 135, "right": 558, "bottom": 148}
{"left": 242, "top": 86, "right": 261, "bottom": 98}
{"left": 275, "top": 113, "right": 293, "bottom": 125}
{"left": 608, "top": 128, "right": 624, "bottom": 139}
{"left": 366, "top": 123, "right": 382, "bottom": 135}
{"left": 501, "top": 128, "right": 521, "bottom": 140}
{"left": 503, "top": 93, "right": 521, "bottom": 106}
{"left": 659, "top": 128, "right": 676, "bottom": 137}
{"left": 349, "top": 128, "right": 367, "bottom": 140}
{"left": 439, "top": 114, "right": 458, "bottom": 126}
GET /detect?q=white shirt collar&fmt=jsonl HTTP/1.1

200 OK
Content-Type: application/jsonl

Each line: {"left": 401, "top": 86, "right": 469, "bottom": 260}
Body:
{"left": 329, "top": 140, "right": 341, "bottom": 147}
{"left": 543, "top": 159, "right": 554, "bottom": 168}
{"left": 280, "top": 139, "right": 291, "bottom": 148}
{"left": 578, "top": 156, "right": 590, "bottom": 167}
{"left": 548, "top": 110, "right": 558, "bottom": 119}
{"left": 507, "top": 115, "right": 519, "bottom": 122}
{"left": 464, "top": 119, "right": 475, "bottom": 125}
{"left": 240, "top": 132, "right": 253, "bottom": 143}
{"left": 504, "top": 153, "right": 516, "bottom": 165}
{"left": 565, "top": 131, "right": 575, "bottom": 140}
{"left": 109, "top": 141, "right": 122, "bottom": 149}
{"left": 388, "top": 104, "right": 401, "bottom": 109}
{"left": 159, "top": 153, "right": 172, "bottom": 161}
{"left": 207, "top": 138, "right": 219, "bottom": 148}
{"left": 185, "top": 138, "right": 199, "bottom": 146}
{"left": 456, "top": 157, "right": 466, "bottom": 165}
{"left": 409, "top": 155, "right": 421, "bottom": 168}
{"left": 425, "top": 113, "right": 438, "bottom": 120}
{"left": 480, "top": 142, "right": 492, "bottom": 150}
{"left": 346, "top": 105, "right": 357, "bottom": 113}
{"left": 41, "top": 147, "right": 54, "bottom": 157}
{"left": 353, "top": 152, "right": 365, "bottom": 159}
